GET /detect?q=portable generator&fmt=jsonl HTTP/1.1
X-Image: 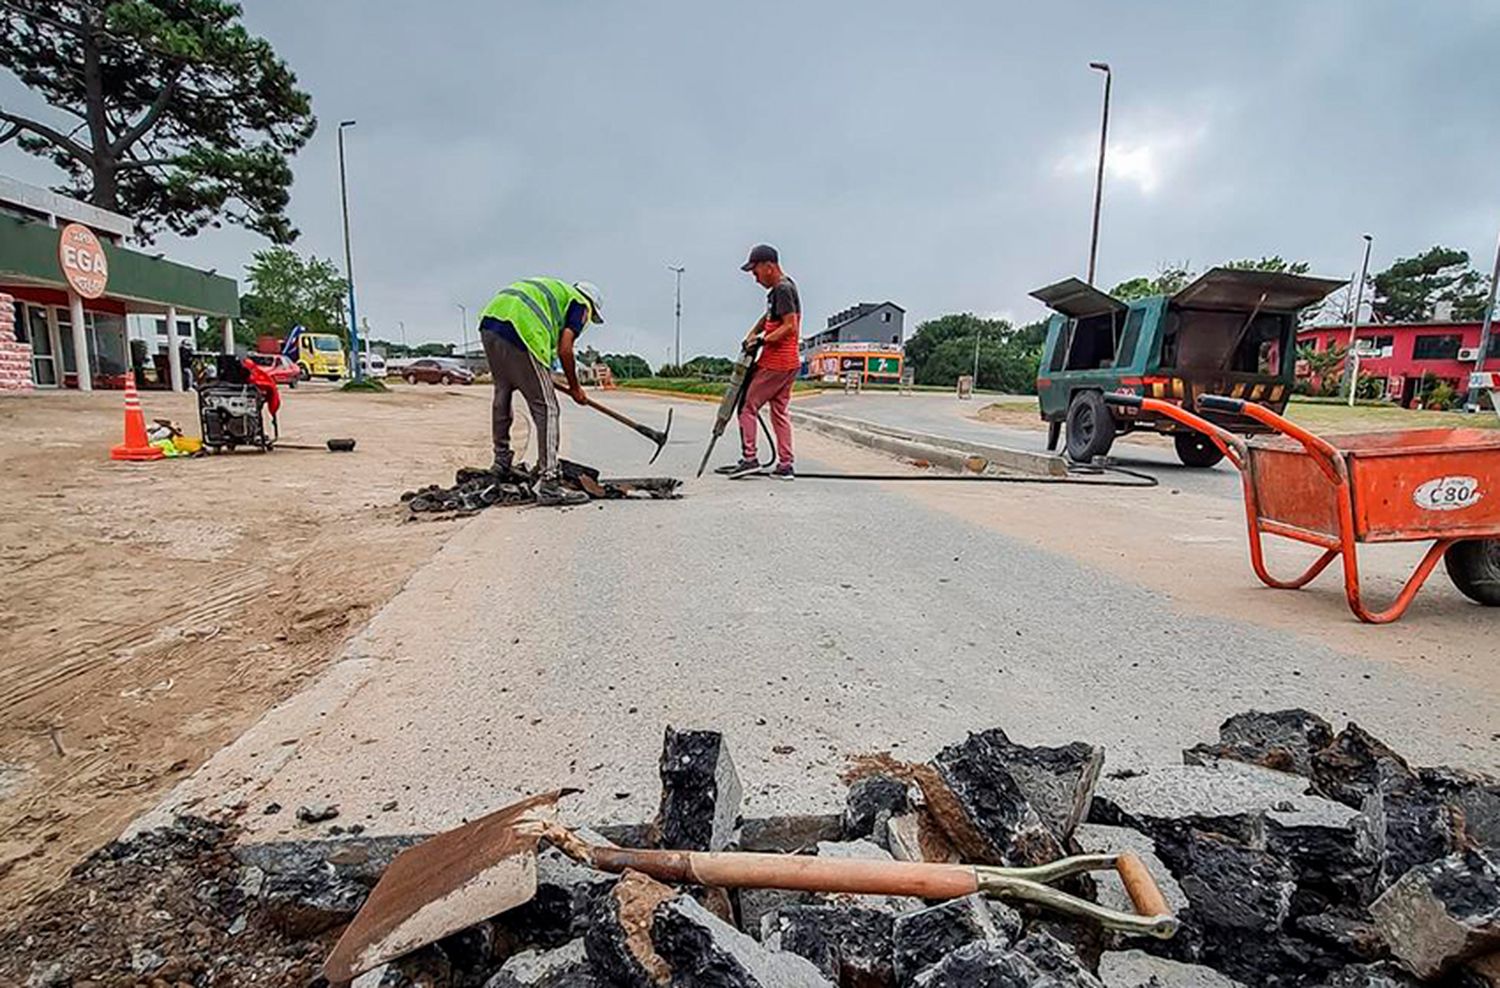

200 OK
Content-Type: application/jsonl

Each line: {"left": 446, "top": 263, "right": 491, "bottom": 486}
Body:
{"left": 198, "top": 356, "right": 277, "bottom": 452}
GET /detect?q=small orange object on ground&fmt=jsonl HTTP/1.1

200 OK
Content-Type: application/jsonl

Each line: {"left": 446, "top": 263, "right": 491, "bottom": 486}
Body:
{"left": 109, "top": 371, "right": 164, "bottom": 461}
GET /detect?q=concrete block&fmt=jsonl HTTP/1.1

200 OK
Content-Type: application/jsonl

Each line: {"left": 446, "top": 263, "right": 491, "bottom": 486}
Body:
{"left": 1098, "top": 950, "right": 1248, "bottom": 987}
{"left": 1183, "top": 708, "right": 1334, "bottom": 778}
{"left": 924, "top": 728, "right": 1066, "bottom": 866}
{"left": 652, "top": 894, "right": 834, "bottom": 987}
{"left": 1369, "top": 849, "right": 1500, "bottom": 979}
{"left": 657, "top": 727, "right": 742, "bottom": 852}
{"left": 892, "top": 894, "right": 1022, "bottom": 986}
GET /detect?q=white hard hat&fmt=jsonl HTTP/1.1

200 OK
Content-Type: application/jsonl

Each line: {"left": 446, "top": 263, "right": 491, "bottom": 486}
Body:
{"left": 574, "top": 281, "right": 604, "bottom": 324}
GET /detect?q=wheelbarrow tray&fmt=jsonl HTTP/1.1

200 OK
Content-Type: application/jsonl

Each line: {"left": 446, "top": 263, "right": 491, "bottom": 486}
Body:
{"left": 1248, "top": 427, "right": 1500, "bottom": 544}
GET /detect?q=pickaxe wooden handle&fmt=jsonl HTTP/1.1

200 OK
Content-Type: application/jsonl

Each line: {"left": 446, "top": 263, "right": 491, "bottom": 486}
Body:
{"left": 552, "top": 376, "right": 673, "bottom": 463}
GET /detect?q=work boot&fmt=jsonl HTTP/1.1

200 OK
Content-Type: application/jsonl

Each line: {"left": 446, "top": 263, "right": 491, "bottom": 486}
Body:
{"left": 491, "top": 452, "right": 513, "bottom": 476}
{"left": 715, "top": 458, "right": 760, "bottom": 476}
{"left": 535, "top": 479, "right": 589, "bottom": 507}
{"left": 770, "top": 463, "right": 795, "bottom": 481}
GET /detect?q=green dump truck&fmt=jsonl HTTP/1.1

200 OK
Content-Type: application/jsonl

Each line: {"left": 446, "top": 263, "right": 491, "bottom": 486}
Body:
{"left": 1031, "top": 268, "right": 1343, "bottom": 467}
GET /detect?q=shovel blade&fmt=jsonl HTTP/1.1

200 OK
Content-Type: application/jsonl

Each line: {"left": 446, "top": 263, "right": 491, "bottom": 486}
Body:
{"left": 323, "top": 790, "right": 568, "bottom": 982}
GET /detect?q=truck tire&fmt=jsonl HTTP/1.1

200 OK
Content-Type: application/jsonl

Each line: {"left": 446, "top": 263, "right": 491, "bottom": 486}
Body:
{"left": 299, "top": 364, "right": 310, "bottom": 381}
{"left": 1444, "top": 538, "right": 1500, "bottom": 606}
{"left": 1065, "top": 391, "right": 1116, "bottom": 462}
{"left": 1174, "top": 431, "right": 1225, "bottom": 468}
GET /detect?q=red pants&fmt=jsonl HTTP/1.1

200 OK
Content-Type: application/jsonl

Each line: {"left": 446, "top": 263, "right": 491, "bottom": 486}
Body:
{"left": 739, "top": 367, "right": 796, "bottom": 466}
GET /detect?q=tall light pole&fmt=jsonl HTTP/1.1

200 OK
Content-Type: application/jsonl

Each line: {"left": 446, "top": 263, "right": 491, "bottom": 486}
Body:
{"left": 337, "top": 119, "right": 362, "bottom": 381}
{"left": 1345, "top": 234, "right": 1373, "bottom": 407}
{"left": 398, "top": 319, "right": 407, "bottom": 351}
{"left": 1086, "top": 62, "right": 1111, "bottom": 286}
{"left": 457, "top": 304, "right": 469, "bottom": 370}
{"left": 971, "top": 323, "right": 984, "bottom": 389}
{"left": 668, "top": 265, "right": 685, "bottom": 368}
{"left": 1475, "top": 228, "right": 1500, "bottom": 375}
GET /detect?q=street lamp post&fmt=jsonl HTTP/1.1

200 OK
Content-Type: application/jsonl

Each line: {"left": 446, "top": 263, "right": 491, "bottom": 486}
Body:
{"left": 1345, "top": 234, "right": 1373, "bottom": 407}
{"left": 457, "top": 304, "right": 469, "bottom": 371}
{"left": 668, "top": 265, "right": 685, "bottom": 368}
{"left": 1086, "top": 62, "right": 1111, "bottom": 286}
{"left": 337, "top": 120, "right": 362, "bottom": 381}
{"left": 971, "top": 323, "right": 984, "bottom": 389}
{"left": 398, "top": 319, "right": 407, "bottom": 350}
{"left": 1475, "top": 228, "right": 1500, "bottom": 376}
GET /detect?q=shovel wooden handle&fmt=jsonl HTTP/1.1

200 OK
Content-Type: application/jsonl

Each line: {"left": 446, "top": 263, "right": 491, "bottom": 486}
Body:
{"left": 1116, "top": 851, "right": 1170, "bottom": 918}
{"left": 589, "top": 846, "right": 979, "bottom": 899}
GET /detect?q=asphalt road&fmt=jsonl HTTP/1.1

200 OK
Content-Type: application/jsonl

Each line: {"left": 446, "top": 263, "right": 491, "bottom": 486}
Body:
{"left": 807, "top": 392, "right": 1239, "bottom": 497}
{"left": 144, "top": 390, "right": 1500, "bottom": 842}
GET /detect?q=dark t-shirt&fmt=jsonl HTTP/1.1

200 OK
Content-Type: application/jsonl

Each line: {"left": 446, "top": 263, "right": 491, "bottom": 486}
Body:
{"left": 761, "top": 276, "right": 802, "bottom": 371}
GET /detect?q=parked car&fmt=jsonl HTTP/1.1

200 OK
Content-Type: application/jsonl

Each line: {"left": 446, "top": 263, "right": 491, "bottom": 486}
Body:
{"left": 402, "top": 358, "right": 475, "bottom": 386}
{"left": 1031, "top": 268, "right": 1343, "bottom": 467}
{"left": 359, "top": 352, "right": 388, "bottom": 378}
{"left": 245, "top": 352, "right": 301, "bottom": 388}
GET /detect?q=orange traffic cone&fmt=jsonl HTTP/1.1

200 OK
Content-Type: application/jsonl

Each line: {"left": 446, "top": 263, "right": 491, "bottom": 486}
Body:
{"left": 110, "top": 372, "right": 165, "bottom": 461}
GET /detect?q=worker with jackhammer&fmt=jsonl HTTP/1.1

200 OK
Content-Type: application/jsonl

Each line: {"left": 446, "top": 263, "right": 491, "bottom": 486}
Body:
{"left": 478, "top": 277, "right": 604, "bottom": 507}
{"left": 716, "top": 244, "right": 801, "bottom": 479}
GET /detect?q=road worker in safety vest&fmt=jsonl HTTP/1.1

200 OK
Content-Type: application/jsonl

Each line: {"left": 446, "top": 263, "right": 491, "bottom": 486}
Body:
{"left": 477, "top": 277, "right": 603, "bottom": 507}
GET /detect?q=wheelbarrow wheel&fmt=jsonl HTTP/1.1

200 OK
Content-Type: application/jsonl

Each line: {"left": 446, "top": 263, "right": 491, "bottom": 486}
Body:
{"left": 1444, "top": 538, "right": 1500, "bottom": 606}
{"left": 1174, "top": 431, "right": 1225, "bottom": 468}
{"left": 1065, "top": 390, "right": 1116, "bottom": 463}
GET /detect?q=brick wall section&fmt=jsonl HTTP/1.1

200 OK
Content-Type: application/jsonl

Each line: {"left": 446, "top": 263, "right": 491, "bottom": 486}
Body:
{"left": 0, "top": 294, "right": 34, "bottom": 391}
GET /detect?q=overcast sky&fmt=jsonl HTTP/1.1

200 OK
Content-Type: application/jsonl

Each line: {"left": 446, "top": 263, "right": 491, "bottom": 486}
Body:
{"left": 4, "top": 1, "right": 1498, "bottom": 360}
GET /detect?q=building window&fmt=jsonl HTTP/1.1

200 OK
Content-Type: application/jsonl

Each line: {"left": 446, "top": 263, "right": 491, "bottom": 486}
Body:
{"left": 881, "top": 312, "right": 891, "bottom": 323}
{"left": 1412, "top": 334, "right": 1462, "bottom": 360}
{"left": 1372, "top": 335, "right": 1394, "bottom": 351}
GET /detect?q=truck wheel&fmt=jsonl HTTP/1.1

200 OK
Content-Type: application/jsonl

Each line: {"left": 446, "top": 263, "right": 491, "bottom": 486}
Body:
{"left": 1444, "top": 539, "right": 1500, "bottom": 606}
{"left": 1065, "top": 391, "right": 1115, "bottom": 462}
{"left": 1174, "top": 431, "right": 1225, "bottom": 468}
{"left": 288, "top": 377, "right": 298, "bottom": 389}
{"left": 299, "top": 365, "right": 310, "bottom": 381}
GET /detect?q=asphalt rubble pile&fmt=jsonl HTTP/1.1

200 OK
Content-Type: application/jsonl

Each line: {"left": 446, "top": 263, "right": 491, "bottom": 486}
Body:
{"left": 6, "top": 712, "right": 1500, "bottom": 988}
{"left": 402, "top": 460, "right": 681, "bottom": 517}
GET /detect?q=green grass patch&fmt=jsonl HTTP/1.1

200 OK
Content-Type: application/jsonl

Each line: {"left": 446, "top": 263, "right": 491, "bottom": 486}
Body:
{"left": 339, "top": 377, "right": 390, "bottom": 393}
{"left": 620, "top": 377, "right": 824, "bottom": 397}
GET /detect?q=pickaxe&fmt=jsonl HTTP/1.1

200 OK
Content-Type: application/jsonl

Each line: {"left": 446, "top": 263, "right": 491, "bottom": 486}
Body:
{"left": 552, "top": 375, "right": 673, "bottom": 464}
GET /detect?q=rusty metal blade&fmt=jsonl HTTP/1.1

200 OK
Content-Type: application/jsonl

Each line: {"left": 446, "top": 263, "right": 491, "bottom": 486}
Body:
{"left": 323, "top": 790, "right": 569, "bottom": 982}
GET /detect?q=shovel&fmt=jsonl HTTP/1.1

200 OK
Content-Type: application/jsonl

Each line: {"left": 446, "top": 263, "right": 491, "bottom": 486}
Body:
{"left": 323, "top": 793, "right": 1178, "bottom": 983}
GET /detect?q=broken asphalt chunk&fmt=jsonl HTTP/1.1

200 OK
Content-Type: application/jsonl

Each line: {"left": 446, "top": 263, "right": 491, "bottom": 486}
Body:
{"left": 892, "top": 894, "right": 1022, "bottom": 987}
{"left": 653, "top": 894, "right": 835, "bottom": 987}
{"left": 1183, "top": 708, "right": 1335, "bottom": 778}
{"left": 657, "top": 727, "right": 743, "bottom": 852}
{"left": 484, "top": 938, "right": 601, "bottom": 988}
{"left": 1369, "top": 848, "right": 1500, "bottom": 979}
{"left": 1097, "top": 949, "right": 1248, "bottom": 987}
{"left": 1311, "top": 723, "right": 1416, "bottom": 810}
{"left": 844, "top": 775, "right": 910, "bottom": 847}
{"left": 583, "top": 870, "right": 676, "bottom": 988}
{"left": 922, "top": 728, "right": 1067, "bottom": 866}
{"left": 764, "top": 904, "right": 894, "bottom": 986}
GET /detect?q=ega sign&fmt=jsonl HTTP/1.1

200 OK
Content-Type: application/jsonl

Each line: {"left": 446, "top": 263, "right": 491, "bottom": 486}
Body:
{"left": 58, "top": 223, "right": 109, "bottom": 299}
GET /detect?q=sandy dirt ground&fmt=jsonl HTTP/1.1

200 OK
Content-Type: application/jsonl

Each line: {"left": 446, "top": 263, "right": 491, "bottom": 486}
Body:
{"left": 0, "top": 382, "right": 511, "bottom": 921}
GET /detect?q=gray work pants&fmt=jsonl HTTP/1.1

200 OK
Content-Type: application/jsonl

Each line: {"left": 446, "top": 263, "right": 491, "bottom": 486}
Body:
{"left": 481, "top": 330, "right": 560, "bottom": 479}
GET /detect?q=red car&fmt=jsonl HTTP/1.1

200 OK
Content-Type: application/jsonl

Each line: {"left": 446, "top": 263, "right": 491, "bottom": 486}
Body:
{"left": 402, "top": 358, "right": 475, "bottom": 385}
{"left": 245, "top": 352, "right": 301, "bottom": 388}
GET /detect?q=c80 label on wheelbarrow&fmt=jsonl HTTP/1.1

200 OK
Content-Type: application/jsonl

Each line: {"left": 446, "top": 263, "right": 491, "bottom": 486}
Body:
{"left": 1413, "top": 475, "right": 1484, "bottom": 511}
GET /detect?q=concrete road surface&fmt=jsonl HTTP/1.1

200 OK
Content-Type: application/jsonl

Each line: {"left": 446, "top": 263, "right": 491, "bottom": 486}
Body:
{"left": 146, "top": 391, "right": 1500, "bottom": 842}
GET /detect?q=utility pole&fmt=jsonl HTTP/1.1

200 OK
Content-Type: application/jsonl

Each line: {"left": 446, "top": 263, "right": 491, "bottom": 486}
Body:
{"left": 398, "top": 319, "right": 407, "bottom": 351}
{"left": 457, "top": 304, "right": 469, "bottom": 370}
{"left": 1475, "top": 227, "right": 1500, "bottom": 376}
{"left": 971, "top": 323, "right": 983, "bottom": 389}
{"left": 1345, "top": 234, "right": 1373, "bottom": 407}
{"left": 668, "top": 265, "right": 685, "bottom": 368}
{"left": 337, "top": 120, "right": 362, "bottom": 381}
{"left": 1086, "top": 62, "right": 1111, "bottom": 286}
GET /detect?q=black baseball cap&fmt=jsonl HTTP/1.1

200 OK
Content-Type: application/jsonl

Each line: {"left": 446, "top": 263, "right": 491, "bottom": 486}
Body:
{"left": 740, "top": 244, "right": 779, "bottom": 271}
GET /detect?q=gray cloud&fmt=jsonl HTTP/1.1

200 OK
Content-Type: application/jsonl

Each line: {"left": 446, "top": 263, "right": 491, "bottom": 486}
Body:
{"left": 4, "top": 0, "right": 1497, "bottom": 359}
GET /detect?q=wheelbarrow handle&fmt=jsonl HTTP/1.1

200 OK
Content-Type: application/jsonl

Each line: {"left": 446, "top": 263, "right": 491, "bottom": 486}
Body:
{"left": 1197, "top": 394, "right": 1345, "bottom": 484}
{"left": 1104, "top": 393, "right": 1246, "bottom": 467}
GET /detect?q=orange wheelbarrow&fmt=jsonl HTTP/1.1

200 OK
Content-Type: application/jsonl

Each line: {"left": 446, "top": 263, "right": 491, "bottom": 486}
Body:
{"left": 1105, "top": 393, "right": 1500, "bottom": 623}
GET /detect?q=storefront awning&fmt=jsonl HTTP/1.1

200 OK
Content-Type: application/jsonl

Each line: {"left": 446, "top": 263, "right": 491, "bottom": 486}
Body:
{"left": 0, "top": 214, "right": 238, "bottom": 317}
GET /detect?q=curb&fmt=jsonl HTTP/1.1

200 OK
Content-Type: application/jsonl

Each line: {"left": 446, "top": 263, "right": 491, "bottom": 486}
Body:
{"left": 789, "top": 407, "right": 1068, "bottom": 478}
